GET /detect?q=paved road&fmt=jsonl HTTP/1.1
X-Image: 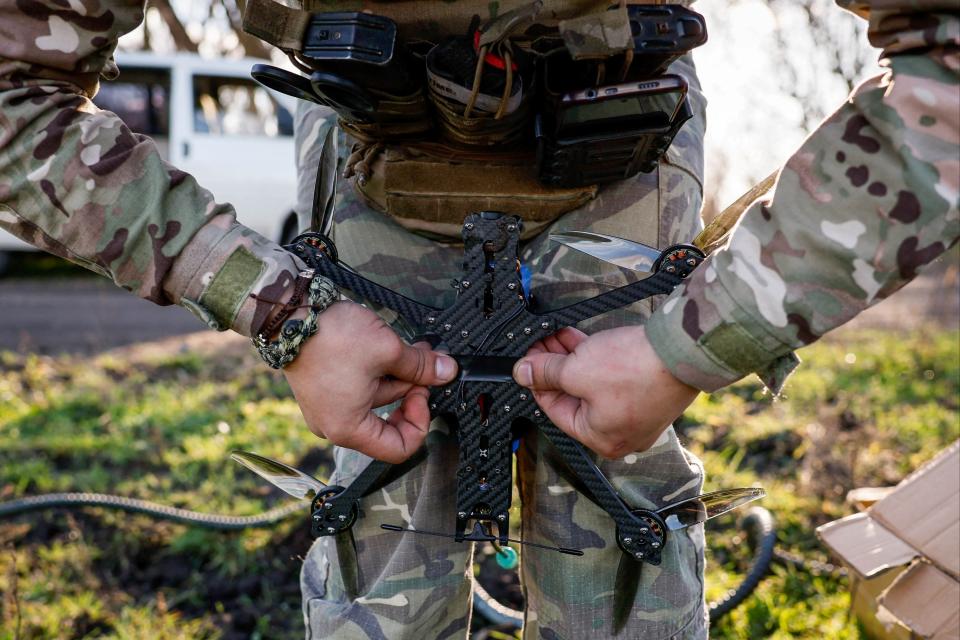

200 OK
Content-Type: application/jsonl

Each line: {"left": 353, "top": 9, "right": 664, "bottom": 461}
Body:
{"left": 0, "top": 277, "right": 205, "bottom": 354}
{"left": 0, "top": 254, "right": 956, "bottom": 355}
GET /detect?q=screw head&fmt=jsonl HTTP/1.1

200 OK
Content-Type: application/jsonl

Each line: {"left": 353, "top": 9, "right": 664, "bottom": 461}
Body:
{"left": 426, "top": 316, "right": 436, "bottom": 324}
{"left": 507, "top": 224, "right": 517, "bottom": 232}
{"left": 443, "top": 323, "right": 452, "bottom": 331}
{"left": 651, "top": 541, "right": 661, "bottom": 549}
{"left": 460, "top": 330, "right": 469, "bottom": 338}
{"left": 665, "top": 265, "right": 677, "bottom": 274}
{"left": 523, "top": 327, "right": 532, "bottom": 335}
{"left": 327, "top": 527, "right": 337, "bottom": 534}
{"left": 444, "top": 388, "right": 452, "bottom": 396}
{"left": 540, "top": 322, "right": 550, "bottom": 330}
{"left": 623, "top": 537, "right": 633, "bottom": 545}
{"left": 462, "top": 280, "right": 471, "bottom": 288}
{"left": 534, "top": 409, "right": 542, "bottom": 418}
{"left": 465, "top": 223, "right": 475, "bottom": 230}
{"left": 497, "top": 514, "right": 507, "bottom": 522}
{"left": 324, "top": 502, "right": 334, "bottom": 510}
{"left": 686, "top": 258, "right": 697, "bottom": 267}
{"left": 313, "top": 514, "right": 321, "bottom": 521}
{"left": 634, "top": 551, "right": 645, "bottom": 560}
{"left": 338, "top": 514, "right": 347, "bottom": 522}
{"left": 519, "top": 393, "right": 528, "bottom": 401}
{"left": 506, "top": 332, "right": 515, "bottom": 340}
{"left": 503, "top": 405, "right": 511, "bottom": 413}
{"left": 507, "top": 282, "right": 517, "bottom": 290}
{"left": 639, "top": 527, "right": 649, "bottom": 535}
{"left": 460, "top": 402, "right": 467, "bottom": 410}
{"left": 458, "top": 511, "right": 467, "bottom": 519}
{"left": 430, "top": 403, "right": 437, "bottom": 410}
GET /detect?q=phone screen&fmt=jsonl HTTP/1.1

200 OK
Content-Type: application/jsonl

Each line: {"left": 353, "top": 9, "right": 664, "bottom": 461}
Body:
{"left": 558, "top": 87, "right": 686, "bottom": 137}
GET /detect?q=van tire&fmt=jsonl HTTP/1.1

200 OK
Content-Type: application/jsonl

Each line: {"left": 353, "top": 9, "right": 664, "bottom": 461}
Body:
{"left": 280, "top": 213, "right": 300, "bottom": 246}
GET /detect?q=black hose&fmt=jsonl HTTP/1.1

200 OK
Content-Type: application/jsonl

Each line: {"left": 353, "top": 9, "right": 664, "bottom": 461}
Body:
{"left": 0, "top": 494, "right": 842, "bottom": 625}
{"left": 0, "top": 492, "right": 304, "bottom": 530}
{"left": 708, "top": 506, "right": 777, "bottom": 621}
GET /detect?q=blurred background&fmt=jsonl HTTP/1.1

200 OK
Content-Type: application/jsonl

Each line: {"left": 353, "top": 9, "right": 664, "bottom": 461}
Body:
{"left": 0, "top": 2, "right": 957, "bottom": 639}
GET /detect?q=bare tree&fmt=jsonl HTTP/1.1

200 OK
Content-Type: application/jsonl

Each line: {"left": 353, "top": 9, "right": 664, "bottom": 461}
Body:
{"left": 137, "top": 0, "right": 274, "bottom": 60}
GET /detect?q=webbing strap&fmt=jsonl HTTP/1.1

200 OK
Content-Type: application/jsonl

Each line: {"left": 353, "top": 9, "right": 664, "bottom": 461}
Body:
{"left": 243, "top": 0, "right": 311, "bottom": 52}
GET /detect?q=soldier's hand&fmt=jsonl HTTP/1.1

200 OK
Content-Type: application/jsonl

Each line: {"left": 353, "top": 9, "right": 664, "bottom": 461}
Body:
{"left": 512, "top": 326, "right": 699, "bottom": 458}
{"left": 283, "top": 302, "right": 458, "bottom": 463}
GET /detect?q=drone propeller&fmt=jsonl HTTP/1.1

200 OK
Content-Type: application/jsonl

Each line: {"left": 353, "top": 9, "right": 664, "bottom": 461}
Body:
{"left": 612, "top": 487, "right": 766, "bottom": 635}
{"left": 657, "top": 487, "right": 766, "bottom": 531}
{"left": 550, "top": 231, "right": 663, "bottom": 274}
{"left": 230, "top": 450, "right": 327, "bottom": 501}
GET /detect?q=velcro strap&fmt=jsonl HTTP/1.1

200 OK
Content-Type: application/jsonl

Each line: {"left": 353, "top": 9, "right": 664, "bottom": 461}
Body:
{"left": 243, "top": 0, "right": 311, "bottom": 52}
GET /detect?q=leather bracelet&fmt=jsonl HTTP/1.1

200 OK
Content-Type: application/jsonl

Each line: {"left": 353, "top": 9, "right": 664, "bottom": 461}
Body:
{"left": 253, "top": 273, "right": 339, "bottom": 369}
{"left": 256, "top": 270, "right": 314, "bottom": 339}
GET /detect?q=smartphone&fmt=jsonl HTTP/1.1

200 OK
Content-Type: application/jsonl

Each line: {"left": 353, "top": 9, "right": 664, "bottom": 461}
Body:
{"left": 555, "top": 75, "right": 688, "bottom": 138}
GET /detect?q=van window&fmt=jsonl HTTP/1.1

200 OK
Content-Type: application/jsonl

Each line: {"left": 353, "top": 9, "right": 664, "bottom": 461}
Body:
{"left": 93, "top": 67, "right": 170, "bottom": 137}
{"left": 192, "top": 75, "right": 293, "bottom": 137}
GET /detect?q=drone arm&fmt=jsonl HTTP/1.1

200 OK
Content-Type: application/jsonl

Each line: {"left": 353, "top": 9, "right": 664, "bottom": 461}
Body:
{"left": 542, "top": 271, "right": 684, "bottom": 328}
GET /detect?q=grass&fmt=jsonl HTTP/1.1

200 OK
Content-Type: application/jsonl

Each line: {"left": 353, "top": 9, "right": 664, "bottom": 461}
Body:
{"left": 0, "top": 326, "right": 957, "bottom": 639}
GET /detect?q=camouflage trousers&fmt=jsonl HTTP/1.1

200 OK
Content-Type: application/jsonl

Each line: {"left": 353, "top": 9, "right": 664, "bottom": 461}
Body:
{"left": 295, "top": 57, "right": 709, "bottom": 640}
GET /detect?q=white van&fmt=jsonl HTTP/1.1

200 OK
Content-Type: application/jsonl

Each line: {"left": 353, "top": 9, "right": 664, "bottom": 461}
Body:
{"left": 0, "top": 52, "right": 300, "bottom": 269}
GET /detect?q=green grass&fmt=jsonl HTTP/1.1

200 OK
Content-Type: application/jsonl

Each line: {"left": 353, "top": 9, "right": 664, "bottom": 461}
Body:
{"left": 0, "top": 328, "right": 957, "bottom": 638}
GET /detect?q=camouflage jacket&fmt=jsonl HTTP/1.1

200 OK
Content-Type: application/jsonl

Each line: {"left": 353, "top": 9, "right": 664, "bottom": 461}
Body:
{"left": 0, "top": 0, "right": 307, "bottom": 336}
{"left": 0, "top": 1, "right": 957, "bottom": 393}
{"left": 645, "top": 0, "right": 960, "bottom": 392}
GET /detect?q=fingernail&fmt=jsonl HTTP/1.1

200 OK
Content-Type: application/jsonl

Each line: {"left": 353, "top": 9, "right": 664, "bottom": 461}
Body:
{"left": 515, "top": 361, "right": 532, "bottom": 387}
{"left": 436, "top": 355, "right": 457, "bottom": 381}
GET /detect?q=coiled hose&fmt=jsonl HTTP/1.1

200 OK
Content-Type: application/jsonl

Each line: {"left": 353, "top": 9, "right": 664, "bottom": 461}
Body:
{"left": 706, "top": 506, "right": 778, "bottom": 620}
{"left": 0, "top": 495, "right": 841, "bottom": 627}
{"left": 0, "top": 492, "right": 304, "bottom": 529}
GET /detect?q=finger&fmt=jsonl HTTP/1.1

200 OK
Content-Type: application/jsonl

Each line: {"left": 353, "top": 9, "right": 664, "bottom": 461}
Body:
{"left": 388, "top": 387, "right": 432, "bottom": 435}
{"left": 542, "top": 332, "right": 570, "bottom": 355}
{"left": 513, "top": 352, "right": 569, "bottom": 391}
{"left": 532, "top": 392, "right": 614, "bottom": 457}
{"left": 346, "top": 409, "right": 428, "bottom": 464}
{"left": 530, "top": 388, "right": 580, "bottom": 435}
{"left": 554, "top": 326, "right": 589, "bottom": 352}
{"left": 371, "top": 378, "right": 416, "bottom": 408}
{"left": 385, "top": 341, "right": 458, "bottom": 386}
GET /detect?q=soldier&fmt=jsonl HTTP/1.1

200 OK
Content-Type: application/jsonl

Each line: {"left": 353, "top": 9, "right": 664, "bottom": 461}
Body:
{"left": 1, "top": 3, "right": 955, "bottom": 640}
{"left": 512, "top": 0, "right": 960, "bottom": 464}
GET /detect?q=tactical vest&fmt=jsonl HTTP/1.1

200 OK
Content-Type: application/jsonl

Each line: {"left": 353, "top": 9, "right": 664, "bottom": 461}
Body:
{"left": 244, "top": 0, "right": 700, "bottom": 239}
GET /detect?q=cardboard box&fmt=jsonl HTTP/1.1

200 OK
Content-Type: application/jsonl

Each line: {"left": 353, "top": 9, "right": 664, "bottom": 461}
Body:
{"left": 817, "top": 441, "right": 960, "bottom": 639}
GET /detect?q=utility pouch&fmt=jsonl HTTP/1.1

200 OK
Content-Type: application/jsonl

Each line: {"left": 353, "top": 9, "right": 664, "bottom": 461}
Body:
{"left": 351, "top": 143, "right": 597, "bottom": 240}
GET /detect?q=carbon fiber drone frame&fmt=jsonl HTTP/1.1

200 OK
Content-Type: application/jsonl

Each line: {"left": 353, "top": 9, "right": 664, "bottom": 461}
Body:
{"left": 288, "top": 211, "right": 705, "bottom": 564}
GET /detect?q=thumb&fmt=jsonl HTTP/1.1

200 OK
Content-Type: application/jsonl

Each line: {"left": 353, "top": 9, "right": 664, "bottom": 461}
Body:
{"left": 513, "top": 352, "right": 570, "bottom": 391}
{"left": 385, "top": 342, "right": 458, "bottom": 386}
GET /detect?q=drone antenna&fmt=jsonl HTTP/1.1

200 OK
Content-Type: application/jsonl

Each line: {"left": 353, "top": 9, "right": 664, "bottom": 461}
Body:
{"left": 380, "top": 523, "right": 583, "bottom": 556}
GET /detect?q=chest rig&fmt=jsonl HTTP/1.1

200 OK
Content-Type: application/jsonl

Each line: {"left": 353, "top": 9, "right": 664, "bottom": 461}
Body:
{"left": 244, "top": 0, "right": 707, "bottom": 239}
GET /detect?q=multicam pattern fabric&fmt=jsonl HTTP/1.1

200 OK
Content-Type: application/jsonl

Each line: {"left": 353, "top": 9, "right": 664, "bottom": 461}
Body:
{"left": 646, "top": 0, "right": 960, "bottom": 393}
{"left": 297, "top": 52, "right": 709, "bottom": 638}
{"left": 0, "top": 0, "right": 309, "bottom": 336}
{"left": 1, "top": 1, "right": 956, "bottom": 639}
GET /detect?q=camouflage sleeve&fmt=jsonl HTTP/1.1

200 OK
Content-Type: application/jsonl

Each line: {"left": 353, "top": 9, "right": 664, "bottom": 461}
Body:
{"left": 0, "top": 1, "right": 315, "bottom": 337}
{"left": 645, "top": 1, "right": 959, "bottom": 393}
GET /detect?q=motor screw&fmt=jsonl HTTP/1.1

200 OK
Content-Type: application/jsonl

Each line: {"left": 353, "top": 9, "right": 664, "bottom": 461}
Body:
{"left": 458, "top": 511, "right": 467, "bottom": 519}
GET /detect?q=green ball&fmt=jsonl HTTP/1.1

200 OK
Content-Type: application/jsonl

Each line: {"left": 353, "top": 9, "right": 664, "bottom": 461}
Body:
{"left": 496, "top": 546, "right": 519, "bottom": 570}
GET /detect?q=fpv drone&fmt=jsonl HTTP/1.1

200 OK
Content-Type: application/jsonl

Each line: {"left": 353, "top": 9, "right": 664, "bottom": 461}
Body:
{"left": 234, "top": 212, "right": 763, "bottom": 630}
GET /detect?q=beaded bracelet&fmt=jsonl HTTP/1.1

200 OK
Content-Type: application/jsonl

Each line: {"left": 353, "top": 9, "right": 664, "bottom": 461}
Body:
{"left": 253, "top": 272, "right": 339, "bottom": 369}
